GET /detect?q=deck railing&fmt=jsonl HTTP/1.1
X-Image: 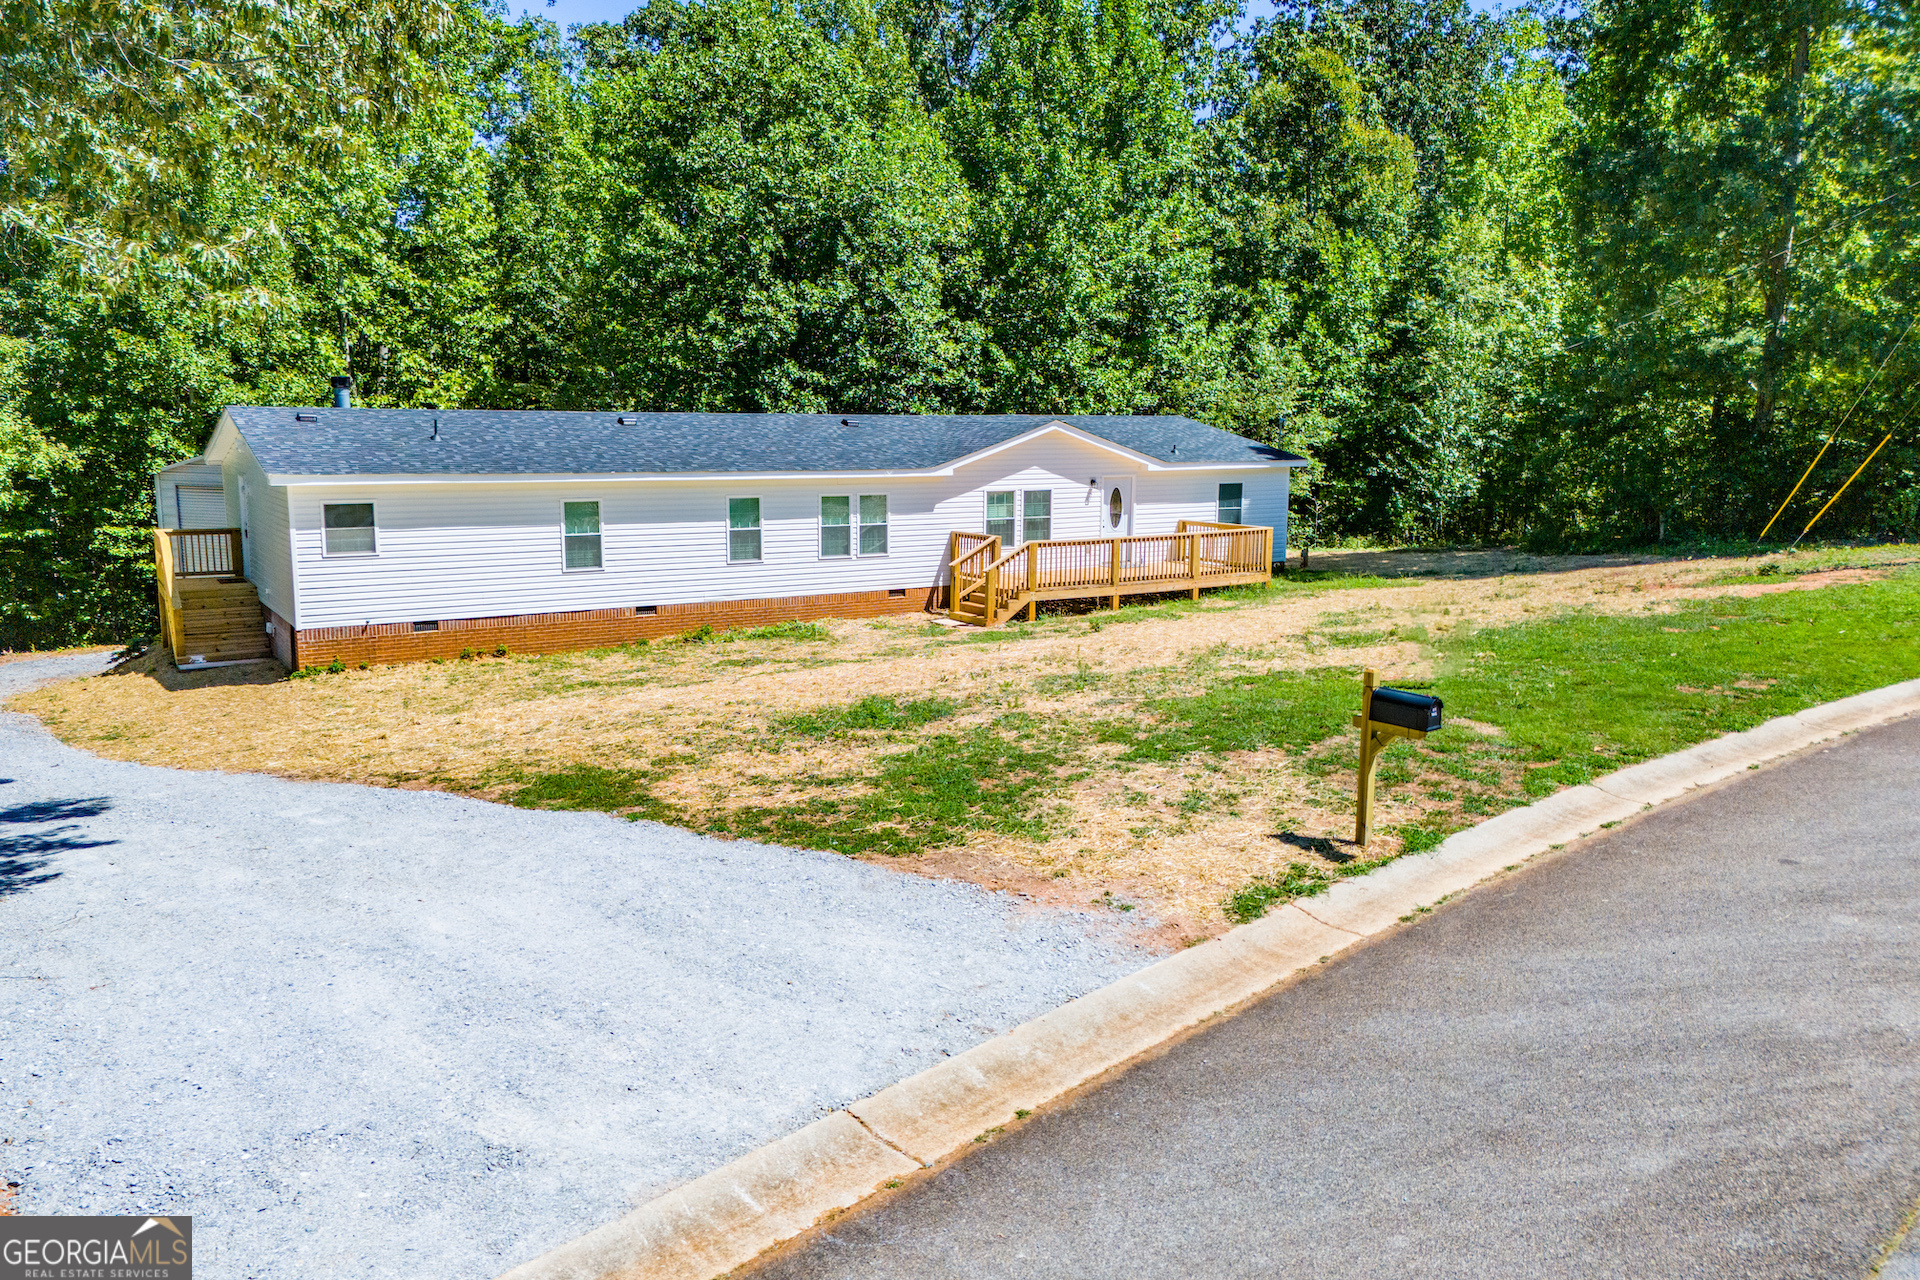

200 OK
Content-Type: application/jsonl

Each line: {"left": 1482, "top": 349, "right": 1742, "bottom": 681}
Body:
{"left": 948, "top": 522, "right": 1273, "bottom": 625}
{"left": 163, "top": 527, "right": 243, "bottom": 577}
{"left": 946, "top": 530, "right": 1002, "bottom": 610}
{"left": 153, "top": 527, "right": 244, "bottom": 657}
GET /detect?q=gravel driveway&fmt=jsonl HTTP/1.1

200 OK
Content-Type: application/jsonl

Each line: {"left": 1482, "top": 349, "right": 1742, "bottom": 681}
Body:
{"left": 0, "top": 652, "right": 1153, "bottom": 1278}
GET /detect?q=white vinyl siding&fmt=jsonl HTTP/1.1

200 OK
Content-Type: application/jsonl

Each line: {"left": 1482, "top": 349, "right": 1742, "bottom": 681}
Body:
{"left": 281, "top": 435, "right": 1295, "bottom": 628}
{"left": 222, "top": 436, "right": 295, "bottom": 624}
{"left": 153, "top": 460, "right": 227, "bottom": 530}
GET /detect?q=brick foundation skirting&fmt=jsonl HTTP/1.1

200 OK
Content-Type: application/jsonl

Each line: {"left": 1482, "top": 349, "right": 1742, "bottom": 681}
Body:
{"left": 288, "top": 585, "right": 941, "bottom": 669}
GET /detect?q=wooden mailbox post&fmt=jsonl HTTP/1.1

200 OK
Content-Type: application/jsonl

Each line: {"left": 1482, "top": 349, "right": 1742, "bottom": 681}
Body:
{"left": 1352, "top": 668, "right": 1444, "bottom": 848}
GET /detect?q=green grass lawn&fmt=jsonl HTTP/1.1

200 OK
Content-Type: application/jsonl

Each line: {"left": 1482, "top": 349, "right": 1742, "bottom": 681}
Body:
{"left": 495, "top": 563, "right": 1920, "bottom": 924}
{"left": 1216, "top": 566, "right": 1920, "bottom": 918}
{"left": 1438, "top": 567, "right": 1920, "bottom": 791}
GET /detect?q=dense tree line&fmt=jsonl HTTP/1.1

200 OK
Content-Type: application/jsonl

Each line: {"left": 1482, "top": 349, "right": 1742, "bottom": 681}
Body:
{"left": 2, "top": 0, "right": 1915, "bottom": 647}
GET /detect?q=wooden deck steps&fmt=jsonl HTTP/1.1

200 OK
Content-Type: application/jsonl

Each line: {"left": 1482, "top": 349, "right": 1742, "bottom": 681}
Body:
{"left": 172, "top": 577, "right": 270, "bottom": 663}
{"left": 949, "top": 586, "right": 989, "bottom": 625}
{"left": 154, "top": 528, "right": 271, "bottom": 665}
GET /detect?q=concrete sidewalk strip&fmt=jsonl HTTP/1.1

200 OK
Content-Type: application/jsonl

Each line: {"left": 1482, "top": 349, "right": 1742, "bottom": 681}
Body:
{"left": 1794, "top": 676, "right": 1920, "bottom": 733}
{"left": 1299, "top": 784, "right": 1642, "bottom": 938}
{"left": 1591, "top": 716, "right": 1817, "bottom": 805}
{"left": 494, "top": 1113, "right": 917, "bottom": 1280}
{"left": 848, "top": 909, "right": 1358, "bottom": 1164}
{"left": 498, "top": 678, "right": 1920, "bottom": 1280}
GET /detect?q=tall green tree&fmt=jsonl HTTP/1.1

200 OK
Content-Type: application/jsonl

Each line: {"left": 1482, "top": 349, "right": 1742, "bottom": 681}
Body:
{"left": 0, "top": 0, "right": 461, "bottom": 283}
{"left": 1541, "top": 0, "right": 1919, "bottom": 545}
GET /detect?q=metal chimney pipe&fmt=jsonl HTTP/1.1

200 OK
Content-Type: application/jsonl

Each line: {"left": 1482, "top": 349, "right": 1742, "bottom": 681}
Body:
{"left": 330, "top": 375, "right": 353, "bottom": 408}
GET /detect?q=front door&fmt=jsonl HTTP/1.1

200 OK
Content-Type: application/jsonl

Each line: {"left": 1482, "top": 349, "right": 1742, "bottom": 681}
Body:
{"left": 1099, "top": 476, "right": 1134, "bottom": 537}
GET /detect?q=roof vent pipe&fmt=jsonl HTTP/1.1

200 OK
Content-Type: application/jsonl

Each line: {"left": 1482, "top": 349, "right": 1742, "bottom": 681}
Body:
{"left": 330, "top": 375, "right": 353, "bottom": 408}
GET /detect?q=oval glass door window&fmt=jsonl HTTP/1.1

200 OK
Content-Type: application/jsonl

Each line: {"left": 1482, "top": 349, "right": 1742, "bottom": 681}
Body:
{"left": 1109, "top": 486, "right": 1124, "bottom": 527}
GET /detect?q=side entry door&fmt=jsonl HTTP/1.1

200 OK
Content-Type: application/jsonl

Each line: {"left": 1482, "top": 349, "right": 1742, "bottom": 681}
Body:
{"left": 1098, "top": 475, "right": 1134, "bottom": 537}
{"left": 1098, "top": 475, "right": 1134, "bottom": 571}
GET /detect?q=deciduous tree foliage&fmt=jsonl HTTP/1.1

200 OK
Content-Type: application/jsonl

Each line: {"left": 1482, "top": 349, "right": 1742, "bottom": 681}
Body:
{"left": 1, "top": 0, "right": 1914, "bottom": 647}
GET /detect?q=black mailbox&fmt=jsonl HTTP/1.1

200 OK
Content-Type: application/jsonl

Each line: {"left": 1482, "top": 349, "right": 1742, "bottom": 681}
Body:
{"left": 1369, "top": 686, "right": 1443, "bottom": 733}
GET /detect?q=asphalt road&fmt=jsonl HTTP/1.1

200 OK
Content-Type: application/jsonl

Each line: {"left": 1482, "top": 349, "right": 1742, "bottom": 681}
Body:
{"left": 753, "top": 714, "right": 1920, "bottom": 1280}
{"left": 0, "top": 652, "right": 1153, "bottom": 1278}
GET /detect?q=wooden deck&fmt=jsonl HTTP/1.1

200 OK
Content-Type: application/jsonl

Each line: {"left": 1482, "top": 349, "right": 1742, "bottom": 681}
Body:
{"left": 946, "top": 522, "right": 1274, "bottom": 626}
{"left": 154, "top": 528, "right": 271, "bottom": 664}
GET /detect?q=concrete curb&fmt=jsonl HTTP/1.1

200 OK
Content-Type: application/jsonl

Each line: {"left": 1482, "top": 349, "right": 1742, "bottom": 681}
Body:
{"left": 498, "top": 677, "right": 1920, "bottom": 1280}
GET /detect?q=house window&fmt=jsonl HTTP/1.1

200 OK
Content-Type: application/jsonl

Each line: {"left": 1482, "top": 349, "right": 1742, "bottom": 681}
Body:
{"left": 986, "top": 491, "right": 1016, "bottom": 545}
{"left": 1023, "top": 490, "right": 1052, "bottom": 543}
{"left": 859, "top": 494, "right": 889, "bottom": 555}
{"left": 564, "top": 501, "right": 603, "bottom": 569}
{"left": 820, "top": 496, "right": 852, "bottom": 557}
{"left": 322, "top": 503, "right": 376, "bottom": 555}
{"left": 729, "top": 497, "right": 762, "bottom": 562}
{"left": 1218, "top": 483, "right": 1244, "bottom": 525}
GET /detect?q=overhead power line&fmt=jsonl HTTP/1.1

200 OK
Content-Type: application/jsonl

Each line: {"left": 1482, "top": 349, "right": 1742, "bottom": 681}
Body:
{"left": 1758, "top": 312, "right": 1917, "bottom": 539}
{"left": 1789, "top": 432, "right": 1894, "bottom": 549}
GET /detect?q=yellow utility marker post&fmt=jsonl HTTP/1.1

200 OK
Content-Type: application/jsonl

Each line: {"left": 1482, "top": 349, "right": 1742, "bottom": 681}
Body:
{"left": 1352, "top": 668, "right": 1444, "bottom": 848}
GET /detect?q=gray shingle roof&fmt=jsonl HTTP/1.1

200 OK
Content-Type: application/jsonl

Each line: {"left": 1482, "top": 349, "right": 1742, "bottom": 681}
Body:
{"left": 221, "top": 409, "right": 1305, "bottom": 478}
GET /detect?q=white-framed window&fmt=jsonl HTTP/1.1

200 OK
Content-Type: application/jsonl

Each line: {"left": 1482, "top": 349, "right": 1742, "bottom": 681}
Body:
{"left": 1023, "top": 490, "right": 1052, "bottom": 543}
{"left": 986, "top": 490, "right": 1016, "bottom": 545}
{"left": 1218, "top": 482, "right": 1244, "bottom": 524}
{"left": 728, "top": 497, "right": 762, "bottom": 563}
{"left": 564, "top": 500, "right": 603, "bottom": 569}
{"left": 859, "top": 494, "right": 888, "bottom": 555}
{"left": 820, "top": 495, "right": 852, "bottom": 557}
{"left": 322, "top": 502, "right": 377, "bottom": 556}
{"left": 820, "top": 494, "right": 889, "bottom": 556}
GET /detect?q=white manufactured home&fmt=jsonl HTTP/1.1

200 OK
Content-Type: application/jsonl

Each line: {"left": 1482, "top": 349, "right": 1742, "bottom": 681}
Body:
{"left": 150, "top": 408, "right": 1305, "bottom": 668}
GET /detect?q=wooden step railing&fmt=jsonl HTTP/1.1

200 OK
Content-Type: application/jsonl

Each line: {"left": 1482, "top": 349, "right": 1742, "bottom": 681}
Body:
{"left": 946, "top": 531, "right": 1001, "bottom": 614}
{"left": 161, "top": 527, "right": 243, "bottom": 577}
{"left": 946, "top": 523, "right": 1273, "bottom": 626}
{"left": 154, "top": 527, "right": 266, "bottom": 662}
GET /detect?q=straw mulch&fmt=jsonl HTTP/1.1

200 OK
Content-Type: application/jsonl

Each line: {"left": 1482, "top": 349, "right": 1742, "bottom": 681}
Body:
{"left": 11, "top": 547, "right": 1907, "bottom": 942}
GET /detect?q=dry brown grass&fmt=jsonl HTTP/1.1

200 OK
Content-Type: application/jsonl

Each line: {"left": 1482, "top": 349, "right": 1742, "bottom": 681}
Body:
{"left": 12, "top": 546, "right": 1913, "bottom": 941}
